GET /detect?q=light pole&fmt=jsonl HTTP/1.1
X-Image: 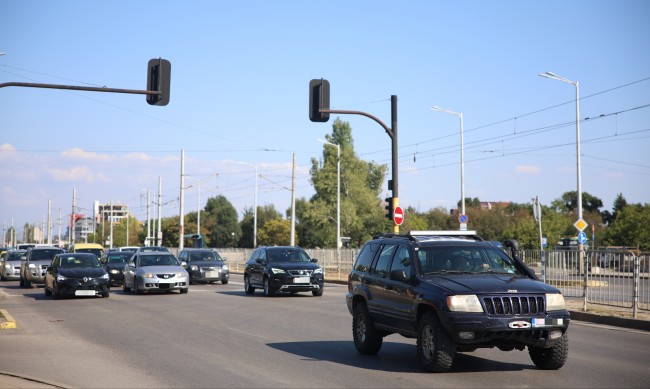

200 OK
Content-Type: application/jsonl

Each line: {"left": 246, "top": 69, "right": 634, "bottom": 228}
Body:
{"left": 318, "top": 139, "right": 341, "bottom": 263}
{"left": 431, "top": 106, "right": 465, "bottom": 222}
{"left": 238, "top": 162, "right": 258, "bottom": 248}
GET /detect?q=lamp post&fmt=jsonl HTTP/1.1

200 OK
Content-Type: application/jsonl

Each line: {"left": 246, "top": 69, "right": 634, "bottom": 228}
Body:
{"left": 238, "top": 162, "right": 258, "bottom": 248}
{"left": 318, "top": 139, "right": 341, "bottom": 267}
{"left": 431, "top": 106, "right": 465, "bottom": 222}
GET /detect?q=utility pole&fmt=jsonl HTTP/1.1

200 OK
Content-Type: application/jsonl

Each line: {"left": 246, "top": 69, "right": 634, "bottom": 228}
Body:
{"left": 71, "top": 188, "right": 76, "bottom": 245}
{"left": 147, "top": 189, "right": 151, "bottom": 246}
{"left": 290, "top": 153, "right": 296, "bottom": 246}
{"left": 157, "top": 177, "right": 162, "bottom": 246}
{"left": 179, "top": 149, "right": 185, "bottom": 250}
{"left": 47, "top": 200, "right": 52, "bottom": 245}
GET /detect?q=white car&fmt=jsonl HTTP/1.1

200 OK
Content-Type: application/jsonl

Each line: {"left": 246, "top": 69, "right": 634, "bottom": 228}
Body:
{"left": 122, "top": 252, "right": 189, "bottom": 294}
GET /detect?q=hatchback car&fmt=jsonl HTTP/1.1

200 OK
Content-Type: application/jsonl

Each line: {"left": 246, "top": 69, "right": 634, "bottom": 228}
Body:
{"left": 20, "top": 246, "right": 64, "bottom": 287}
{"left": 178, "top": 248, "right": 229, "bottom": 284}
{"left": 102, "top": 251, "right": 134, "bottom": 286}
{"left": 44, "top": 253, "right": 110, "bottom": 298}
{"left": 122, "top": 252, "right": 189, "bottom": 294}
{"left": 244, "top": 246, "right": 324, "bottom": 297}
{"left": 1, "top": 249, "right": 26, "bottom": 280}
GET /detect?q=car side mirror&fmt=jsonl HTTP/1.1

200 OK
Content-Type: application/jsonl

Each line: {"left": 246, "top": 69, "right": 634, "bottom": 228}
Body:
{"left": 311, "top": 258, "right": 319, "bottom": 263}
{"left": 390, "top": 269, "right": 411, "bottom": 282}
{"left": 256, "top": 258, "right": 265, "bottom": 265}
{"left": 181, "top": 261, "right": 187, "bottom": 269}
{"left": 46, "top": 266, "right": 53, "bottom": 272}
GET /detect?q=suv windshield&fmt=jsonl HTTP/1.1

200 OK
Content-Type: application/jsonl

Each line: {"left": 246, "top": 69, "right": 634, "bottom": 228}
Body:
{"left": 418, "top": 245, "right": 520, "bottom": 275}
{"left": 267, "top": 248, "right": 311, "bottom": 263}
{"left": 30, "top": 249, "right": 62, "bottom": 261}
{"left": 189, "top": 251, "right": 223, "bottom": 262}
{"left": 60, "top": 255, "right": 101, "bottom": 268}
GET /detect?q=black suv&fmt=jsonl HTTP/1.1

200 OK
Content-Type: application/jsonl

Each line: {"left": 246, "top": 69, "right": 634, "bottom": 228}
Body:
{"left": 346, "top": 231, "right": 570, "bottom": 372}
{"left": 244, "top": 246, "right": 324, "bottom": 297}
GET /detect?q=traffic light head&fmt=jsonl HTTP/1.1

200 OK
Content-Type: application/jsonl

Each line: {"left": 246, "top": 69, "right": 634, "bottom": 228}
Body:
{"left": 147, "top": 58, "right": 171, "bottom": 106}
{"left": 385, "top": 197, "right": 393, "bottom": 221}
{"left": 309, "top": 78, "right": 330, "bottom": 122}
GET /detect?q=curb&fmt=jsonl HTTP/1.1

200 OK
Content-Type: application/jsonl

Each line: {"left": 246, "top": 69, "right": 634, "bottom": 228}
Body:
{"left": 568, "top": 309, "right": 650, "bottom": 332}
{"left": 0, "top": 309, "right": 16, "bottom": 329}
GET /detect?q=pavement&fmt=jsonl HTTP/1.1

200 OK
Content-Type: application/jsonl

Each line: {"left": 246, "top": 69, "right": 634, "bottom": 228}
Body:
{"left": 1, "top": 286, "right": 649, "bottom": 388}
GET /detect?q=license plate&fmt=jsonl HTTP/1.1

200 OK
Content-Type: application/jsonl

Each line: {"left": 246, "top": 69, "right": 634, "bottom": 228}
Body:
{"left": 293, "top": 277, "right": 310, "bottom": 284}
{"left": 75, "top": 290, "right": 96, "bottom": 296}
{"left": 205, "top": 271, "right": 220, "bottom": 278}
{"left": 532, "top": 318, "right": 564, "bottom": 327}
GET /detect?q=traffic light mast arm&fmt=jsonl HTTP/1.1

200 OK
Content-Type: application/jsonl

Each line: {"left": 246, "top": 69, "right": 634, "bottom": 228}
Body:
{"left": 0, "top": 82, "right": 161, "bottom": 97}
{"left": 319, "top": 108, "right": 393, "bottom": 139}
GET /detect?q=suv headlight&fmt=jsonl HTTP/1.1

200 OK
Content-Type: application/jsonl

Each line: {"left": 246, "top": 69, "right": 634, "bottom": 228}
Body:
{"left": 101, "top": 273, "right": 109, "bottom": 280}
{"left": 56, "top": 274, "right": 67, "bottom": 282}
{"left": 190, "top": 265, "right": 199, "bottom": 271}
{"left": 447, "top": 295, "right": 484, "bottom": 313}
{"left": 271, "top": 268, "right": 285, "bottom": 274}
{"left": 313, "top": 267, "right": 323, "bottom": 274}
{"left": 221, "top": 264, "right": 229, "bottom": 271}
{"left": 546, "top": 293, "right": 566, "bottom": 311}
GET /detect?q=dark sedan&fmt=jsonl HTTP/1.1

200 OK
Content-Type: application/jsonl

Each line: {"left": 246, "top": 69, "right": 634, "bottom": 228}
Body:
{"left": 44, "top": 253, "right": 110, "bottom": 298}
{"left": 102, "top": 251, "right": 133, "bottom": 286}
{"left": 178, "top": 248, "right": 229, "bottom": 284}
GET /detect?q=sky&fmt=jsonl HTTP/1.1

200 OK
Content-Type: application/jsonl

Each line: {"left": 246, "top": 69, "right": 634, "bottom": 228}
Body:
{"left": 1, "top": 0, "right": 649, "bottom": 241}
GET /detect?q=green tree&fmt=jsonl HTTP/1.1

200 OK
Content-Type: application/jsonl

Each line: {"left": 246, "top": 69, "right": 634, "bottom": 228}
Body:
{"left": 203, "top": 195, "right": 241, "bottom": 247}
{"left": 300, "top": 118, "right": 388, "bottom": 248}
{"left": 556, "top": 191, "right": 604, "bottom": 213}
{"left": 239, "top": 204, "right": 283, "bottom": 248}
{"left": 602, "top": 193, "right": 628, "bottom": 225}
{"left": 258, "top": 218, "right": 294, "bottom": 246}
{"left": 603, "top": 204, "right": 650, "bottom": 250}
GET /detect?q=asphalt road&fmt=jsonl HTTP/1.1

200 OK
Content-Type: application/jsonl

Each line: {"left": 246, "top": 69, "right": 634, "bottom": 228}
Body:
{"left": 1, "top": 275, "right": 649, "bottom": 388}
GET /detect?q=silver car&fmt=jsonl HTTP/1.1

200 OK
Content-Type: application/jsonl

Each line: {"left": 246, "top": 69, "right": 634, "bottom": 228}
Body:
{"left": 122, "top": 252, "right": 189, "bottom": 294}
{"left": 20, "top": 247, "right": 64, "bottom": 287}
{"left": 1, "top": 249, "right": 26, "bottom": 280}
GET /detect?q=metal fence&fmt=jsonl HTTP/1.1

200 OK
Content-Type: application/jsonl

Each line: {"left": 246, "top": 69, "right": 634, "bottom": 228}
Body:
{"left": 207, "top": 247, "right": 649, "bottom": 319}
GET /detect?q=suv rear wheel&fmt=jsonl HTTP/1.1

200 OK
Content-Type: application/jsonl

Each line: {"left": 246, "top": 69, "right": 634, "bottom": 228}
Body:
{"left": 417, "top": 312, "right": 455, "bottom": 372}
{"left": 352, "top": 301, "right": 383, "bottom": 354}
{"left": 528, "top": 332, "right": 568, "bottom": 370}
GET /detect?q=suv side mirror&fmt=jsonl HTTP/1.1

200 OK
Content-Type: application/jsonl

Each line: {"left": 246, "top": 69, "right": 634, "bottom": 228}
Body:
{"left": 256, "top": 258, "right": 266, "bottom": 265}
{"left": 311, "top": 258, "right": 319, "bottom": 263}
{"left": 390, "top": 269, "right": 411, "bottom": 282}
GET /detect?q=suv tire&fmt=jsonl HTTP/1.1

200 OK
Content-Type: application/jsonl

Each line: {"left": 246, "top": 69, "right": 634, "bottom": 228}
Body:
{"left": 528, "top": 332, "right": 568, "bottom": 370}
{"left": 244, "top": 276, "right": 255, "bottom": 295}
{"left": 263, "top": 277, "right": 275, "bottom": 297}
{"left": 417, "top": 312, "right": 455, "bottom": 372}
{"left": 352, "top": 301, "right": 383, "bottom": 354}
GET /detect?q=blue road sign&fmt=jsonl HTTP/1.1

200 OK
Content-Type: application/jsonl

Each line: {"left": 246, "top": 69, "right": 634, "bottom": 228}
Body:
{"left": 578, "top": 231, "right": 587, "bottom": 244}
{"left": 459, "top": 214, "right": 468, "bottom": 223}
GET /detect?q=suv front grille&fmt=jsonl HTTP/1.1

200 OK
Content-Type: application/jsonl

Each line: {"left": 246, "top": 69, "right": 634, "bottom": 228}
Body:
{"left": 482, "top": 295, "right": 545, "bottom": 315}
{"left": 288, "top": 270, "right": 312, "bottom": 276}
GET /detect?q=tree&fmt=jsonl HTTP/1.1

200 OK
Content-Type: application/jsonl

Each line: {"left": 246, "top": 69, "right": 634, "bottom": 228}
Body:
{"left": 603, "top": 203, "right": 650, "bottom": 250}
{"left": 203, "top": 195, "right": 241, "bottom": 247}
{"left": 602, "top": 193, "right": 628, "bottom": 225}
{"left": 239, "top": 204, "right": 282, "bottom": 247}
{"left": 556, "top": 191, "right": 603, "bottom": 214}
{"left": 299, "top": 118, "right": 389, "bottom": 248}
{"left": 258, "top": 218, "right": 293, "bottom": 246}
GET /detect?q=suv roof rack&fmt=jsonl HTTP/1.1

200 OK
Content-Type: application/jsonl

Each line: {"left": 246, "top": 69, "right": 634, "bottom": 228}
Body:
{"left": 409, "top": 230, "right": 477, "bottom": 236}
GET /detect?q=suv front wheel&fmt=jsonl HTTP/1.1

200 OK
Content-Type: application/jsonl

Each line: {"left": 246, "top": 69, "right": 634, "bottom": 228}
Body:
{"left": 417, "top": 312, "right": 455, "bottom": 372}
{"left": 528, "top": 332, "right": 568, "bottom": 370}
{"left": 352, "top": 301, "right": 383, "bottom": 354}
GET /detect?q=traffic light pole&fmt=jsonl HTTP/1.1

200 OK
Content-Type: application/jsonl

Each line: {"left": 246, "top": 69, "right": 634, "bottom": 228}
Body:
{"left": 319, "top": 95, "right": 399, "bottom": 233}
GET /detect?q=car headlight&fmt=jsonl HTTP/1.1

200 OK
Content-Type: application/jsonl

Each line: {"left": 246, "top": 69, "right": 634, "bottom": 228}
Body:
{"left": 4, "top": 263, "right": 10, "bottom": 269}
{"left": 546, "top": 293, "right": 566, "bottom": 311}
{"left": 221, "top": 264, "right": 229, "bottom": 271}
{"left": 28, "top": 263, "right": 36, "bottom": 269}
{"left": 313, "top": 267, "right": 323, "bottom": 274}
{"left": 101, "top": 273, "right": 109, "bottom": 280}
{"left": 142, "top": 273, "right": 156, "bottom": 278}
{"left": 177, "top": 272, "right": 188, "bottom": 278}
{"left": 447, "top": 295, "right": 484, "bottom": 313}
{"left": 271, "top": 268, "right": 285, "bottom": 274}
{"left": 110, "top": 269, "right": 121, "bottom": 274}
{"left": 190, "top": 265, "right": 199, "bottom": 271}
{"left": 56, "top": 274, "right": 67, "bottom": 282}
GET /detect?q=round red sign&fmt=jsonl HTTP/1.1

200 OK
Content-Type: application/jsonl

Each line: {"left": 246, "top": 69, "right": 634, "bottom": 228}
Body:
{"left": 394, "top": 206, "right": 404, "bottom": 225}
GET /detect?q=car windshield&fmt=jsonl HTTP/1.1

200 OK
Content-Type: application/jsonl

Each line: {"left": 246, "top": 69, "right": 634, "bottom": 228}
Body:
{"left": 138, "top": 255, "right": 179, "bottom": 267}
{"left": 189, "top": 251, "right": 222, "bottom": 262}
{"left": 267, "top": 248, "right": 311, "bottom": 263}
{"left": 76, "top": 248, "right": 104, "bottom": 257}
{"left": 107, "top": 254, "right": 131, "bottom": 264}
{"left": 7, "top": 251, "right": 26, "bottom": 260}
{"left": 418, "top": 245, "right": 521, "bottom": 275}
{"left": 60, "top": 255, "right": 101, "bottom": 268}
{"left": 30, "top": 249, "right": 62, "bottom": 260}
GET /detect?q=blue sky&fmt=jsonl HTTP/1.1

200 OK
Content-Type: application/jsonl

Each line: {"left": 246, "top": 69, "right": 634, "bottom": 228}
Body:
{"left": 1, "top": 0, "right": 649, "bottom": 240}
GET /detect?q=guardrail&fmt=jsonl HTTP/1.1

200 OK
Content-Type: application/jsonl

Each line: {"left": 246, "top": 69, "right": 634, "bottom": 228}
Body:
{"left": 210, "top": 247, "right": 649, "bottom": 319}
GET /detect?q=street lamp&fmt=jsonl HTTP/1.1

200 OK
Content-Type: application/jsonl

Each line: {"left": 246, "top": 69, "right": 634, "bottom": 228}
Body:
{"left": 317, "top": 139, "right": 341, "bottom": 254}
{"left": 431, "top": 106, "right": 465, "bottom": 222}
{"left": 538, "top": 72, "right": 582, "bottom": 225}
{"left": 238, "top": 162, "right": 258, "bottom": 248}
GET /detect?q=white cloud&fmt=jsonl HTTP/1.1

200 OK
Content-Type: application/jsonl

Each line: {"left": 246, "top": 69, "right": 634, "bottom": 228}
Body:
{"left": 0, "top": 143, "right": 18, "bottom": 161}
{"left": 61, "top": 148, "right": 112, "bottom": 162}
{"left": 48, "top": 166, "right": 109, "bottom": 183}
{"left": 514, "top": 165, "right": 540, "bottom": 175}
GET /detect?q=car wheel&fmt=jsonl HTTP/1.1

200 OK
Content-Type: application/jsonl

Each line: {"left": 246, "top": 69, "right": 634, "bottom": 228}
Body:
{"left": 123, "top": 279, "right": 131, "bottom": 292}
{"left": 19, "top": 276, "right": 24, "bottom": 287}
{"left": 263, "top": 277, "right": 275, "bottom": 297}
{"left": 312, "top": 287, "right": 323, "bottom": 297}
{"left": 529, "top": 332, "right": 568, "bottom": 370}
{"left": 417, "top": 312, "right": 455, "bottom": 372}
{"left": 52, "top": 282, "right": 61, "bottom": 299}
{"left": 244, "top": 276, "right": 255, "bottom": 295}
{"left": 1, "top": 273, "right": 6, "bottom": 281}
{"left": 352, "top": 301, "right": 383, "bottom": 355}
{"left": 24, "top": 277, "right": 32, "bottom": 288}
{"left": 221, "top": 279, "right": 228, "bottom": 285}
{"left": 102, "top": 289, "right": 110, "bottom": 298}
{"left": 44, "top": 285, "right": 52, "bottom": 296}
{"left": 133, "top": 278, "right": 142, "bottom": 294}
{"left": 180, "top": 288, "right": 188, "bottom": 294}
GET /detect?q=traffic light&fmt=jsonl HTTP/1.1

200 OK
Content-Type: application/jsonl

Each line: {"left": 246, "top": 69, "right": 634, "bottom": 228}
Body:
{"left": 309, "top": 78, "right": 330, "bottom": 122}
{"left": 147, "top": 58, "right": 171, "bottom": 106}
{"left": 385, "top": 196, "right": 394, "bottom": 221}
